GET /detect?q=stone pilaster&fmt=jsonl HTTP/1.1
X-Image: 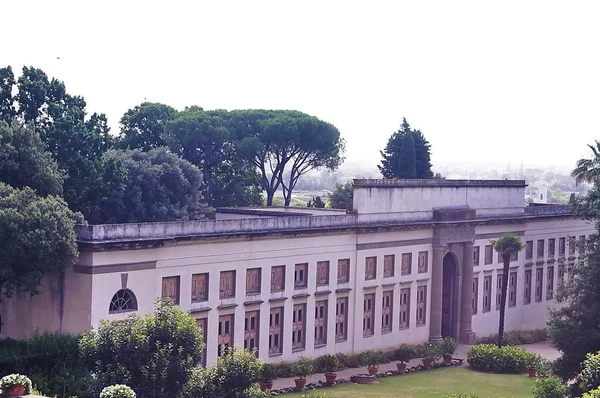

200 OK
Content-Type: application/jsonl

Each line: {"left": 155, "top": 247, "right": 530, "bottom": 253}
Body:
{"left": 429, "top": 245, "right": 444, "bottom": 342}
{"left": 459, "top": 242, "right": 476, "bottom": 344}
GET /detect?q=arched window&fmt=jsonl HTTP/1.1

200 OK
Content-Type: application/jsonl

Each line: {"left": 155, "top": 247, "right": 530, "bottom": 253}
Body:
{"left": 109, "top": 289, "right": 138, "bottom": 313}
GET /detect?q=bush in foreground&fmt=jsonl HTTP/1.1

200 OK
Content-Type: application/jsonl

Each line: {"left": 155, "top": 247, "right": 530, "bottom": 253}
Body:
{"left": 99, "top": 384, "right": 136, "bottom": 398}
{"left": 467, "top": 344, "right": 533, "bottom": 373}
{"left": 531, "top": 376, "right": 568, "bottom": 398}
{"left": 580, "top": 351, "right": 600, "bottom": 393}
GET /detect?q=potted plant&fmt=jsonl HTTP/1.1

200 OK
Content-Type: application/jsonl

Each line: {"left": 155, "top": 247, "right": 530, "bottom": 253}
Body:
{"left": 292, "top": 357, "right": 314, "bottom": 391}
{"left": 439, "top": 337, "right": 458, "bottom": 364}
{"left": 99, "top": 384, "right": 136, "bottom": 398}
{"left": 0, "top": 374, "right": 32, "bottom": 397}
{"left": 258, "top": 363, "right": 277, "bottom": 391}
{"left": 394, "top": 344, "right": 416, "bottom": 373}
{"left": 317, "top": 354, "right": 342, "bottom": 385}
{"left": 417, "top": 342, "right": 441, "bottom": 370}
{"left": 526, "top": 353, "right": 543, "bottom": 377}
{"left": 362, "top": 350, "right": 384, "bottom": 375}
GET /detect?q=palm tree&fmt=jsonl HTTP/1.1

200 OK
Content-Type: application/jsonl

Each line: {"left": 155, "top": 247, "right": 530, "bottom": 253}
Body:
{"left": 572, "top": 141, "right": 600, "bottom": 185}
{"left": 491, "top": 233, "right": 525, "bottom": 347}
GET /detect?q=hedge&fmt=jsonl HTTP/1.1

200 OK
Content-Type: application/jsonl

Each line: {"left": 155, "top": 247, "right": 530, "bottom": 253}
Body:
{"left": 467, "top": 344, "right": 534, "bottom": 374}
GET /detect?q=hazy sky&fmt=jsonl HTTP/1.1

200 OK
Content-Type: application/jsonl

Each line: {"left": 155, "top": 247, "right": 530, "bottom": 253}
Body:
{"left": 4, "top": 1, "right": 600, "bottom": 168}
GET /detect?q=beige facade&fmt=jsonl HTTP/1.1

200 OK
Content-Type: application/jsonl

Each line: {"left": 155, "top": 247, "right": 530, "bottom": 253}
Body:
{"left": 1, "top": 179, "right": 593, "bottom": 365}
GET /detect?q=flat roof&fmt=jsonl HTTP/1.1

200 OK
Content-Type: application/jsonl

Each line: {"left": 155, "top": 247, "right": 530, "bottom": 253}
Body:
{"left": 353, "top": 179, "right": 527, "bottom": 188}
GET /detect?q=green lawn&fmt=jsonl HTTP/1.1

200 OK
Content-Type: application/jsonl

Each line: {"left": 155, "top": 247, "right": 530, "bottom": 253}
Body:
{"left": 286, "top": 367, "right": 534, "bottom": 398}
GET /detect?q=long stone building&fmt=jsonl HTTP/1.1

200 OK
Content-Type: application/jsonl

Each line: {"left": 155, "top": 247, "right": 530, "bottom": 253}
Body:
{"left": 1, "top": 179, "right": 593, "bottom": 365}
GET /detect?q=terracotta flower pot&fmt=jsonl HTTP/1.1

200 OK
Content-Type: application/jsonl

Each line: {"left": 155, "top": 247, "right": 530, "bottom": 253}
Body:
{"left": 258, "top": 381, "right": 273, "bottom": 391}
{"left": 294, "top": 378, "right": 307, "bottom": 391}
{"left": 324, "top": 372, "right": 337, "bottom": 385}
{"left": 528, "top": 367, "right": 537, "bottom": 377}
{"left": 443, "top": 354, "right": 453, "bottom": 364}
{"left": 8, "top": 384, "right": 26, "bottom": 397}
{"left": 368, "top": 367, "right": 379, "bottom": 375}
{"left": 396, "top": 362, "right": 408, "bottom": 373}
{"left": 422, "top": 358, "right": 433, "bottom": 369}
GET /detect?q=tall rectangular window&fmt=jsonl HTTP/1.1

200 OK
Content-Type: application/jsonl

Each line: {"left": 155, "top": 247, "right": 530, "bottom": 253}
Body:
{"left": 363, "top": 293, "right": 375, "bottom": 337}
{"left": 483, "top": 276, "right": 492, "bottom": 312}
{"left": 218, "top": 314, "right": 233, "bottom": 356}
{"left": 511, "top": 250, "right": 518, "bottom": 262}
{"left": 473, "top": 246, "right": 480, "bottom": 266}
{"left": 399, "top": 287, "right": 410, "bottom": 329}
{"left": 382, "top": 290, "right": 393, "bottom": 333}
{"left": 191, "top": 273, "right": 208, "bottom": 302}
{"left": 401, "top": 253, "right": 412, "bottom": 276}
{"left": 365, "top": 257, "right": 377, "bottom": 280}
{"left": 335, "top": 297, "right": 348, "bottom": 342}
{"left": 196, "top": 318, "right": 207, "bottom": 366}
{"left": 416, "top": 286, "right": 427, "bottom": 326}
{"left": 244, "top": 310, "right": 259, "bottom": 352}
{"left": 484, "top": 245, "right": 493, "bottom": 265}
{"left": 383, "top": 255, "right": 395, "bottom": 278}
{"left": 547, "top": 266, "right": 554, "bottom": 300}
{"left": 418, "top": 251, "right": 428, "bottom": 273}
{"left": 314, "top": 300, "right": 327, "bottom": 346}
{"left": 509, "top": 272, "right": 517, "bottom": 307}
{"left": 472, "top": 277, "right": 478, "bottom": 314}
{"left": 269, "top": 307, "right": 283, "bottom": 355}
{"left": 294, "top": 263, "right": 308, "bottom": 289}
{"left": 559, "top": 237, "right": 566, "bottom": 256}
{"left": 526, "top": 241, "right": 533, "bottom": 260}
{"left": 569, "top": 237, "right": 576, "bottom": 255}
{"left": 548, "top": 238, "right": 556, "bottom": 258}
{"left": 524, "top": 269, "right": 532, "bottom": 305}
{"left": 337, "top": 259, "right": 350, "bottom": 283}
{"left": 537, "top": 240, "right": 545, "bottom": 259}
{"left": 496, "top": 274, "right": 503, "bottom": 311}
{"left": 162, "top": 276, "right": 180, "bottom": 304}
{"left": 246, "top": 268, "right": 261, "bottom": 295}
{"left": 271, "top": 266, "right": 285, "bottom": 292}
{"left": 220, "top": 271, "right": 236, "bottom": 299}
{"left": 316, "top": 261, "right": 330, "bottom": 286}
{"left": 535, "top": 268, "right": 544, "bottom": 302}
{"left": 292, "top": 304, "right": 306, "bottom": 351}
{"left": 558, "top": 264, "right": 565, "bottom": 285}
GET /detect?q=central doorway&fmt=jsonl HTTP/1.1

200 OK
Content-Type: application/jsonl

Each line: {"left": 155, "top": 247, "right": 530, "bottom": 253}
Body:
{"left": 441, "top": 253, "right": 458, "bottom": 338}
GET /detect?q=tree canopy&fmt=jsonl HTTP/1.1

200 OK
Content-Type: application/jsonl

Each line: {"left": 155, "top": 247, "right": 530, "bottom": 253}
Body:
{"left": 0, "top": 183, "right": 81, "bottom": 333}
{"left": 572, "top": 140, "right": 600, "bottom": 185}
{"left": 117, "top": 102, "right": 179, "bottom": 151}
{"left": 0, "top": 120, "right": 63, "bottom": 196}
{"left": 379, "top": 118, "right": 433, "bottom": 179}
{"left": 329, "top": 181, "right": 353, "bottom": 210}
{"left": 100, "top": 148, "right": 212, "bottom": 223}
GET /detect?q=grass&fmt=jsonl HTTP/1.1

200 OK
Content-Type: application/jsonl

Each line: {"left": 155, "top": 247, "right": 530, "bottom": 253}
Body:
{"left": 286, "top": 367, "right": 534, "bottom": 398}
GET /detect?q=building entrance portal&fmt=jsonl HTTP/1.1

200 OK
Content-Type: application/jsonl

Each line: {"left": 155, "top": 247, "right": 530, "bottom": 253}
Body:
{"left": 441, "top": 253, "right": 458, "bottom": 339}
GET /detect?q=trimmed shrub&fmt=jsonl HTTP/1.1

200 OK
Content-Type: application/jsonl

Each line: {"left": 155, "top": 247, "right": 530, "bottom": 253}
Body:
{"left": 0, "top": 374, "right": 32, "bottom": 394}
{"left": 99, "top": 384, "right": 136, "bottom": 398}
{"left": 580, "top": 351, "right": 600, "bottom": 393}
{"left": 0, "top": 332, "right": 89, "bottom": 398}
{"left": 357, "top": 350, "right": 384, "bottom": 368}
{"left": 336, "top": 353, "right": 359, "bottom": 368}
{"left": 313, "top": 354, "right": 341, "bottom": 373}
{"left": 475, "top": 329, "right": 547, "bottom": 346}
{"left": 467, "top": 344, "right": 533, "bottom": 373}
{"left": 583, "top": 387, "right": 600, "bottom": 398}
{"left": 273, "top": 361, "right": 294, "bottom": 378}
{"left": 531, "top": 376, "right": 568, "bottom": 398}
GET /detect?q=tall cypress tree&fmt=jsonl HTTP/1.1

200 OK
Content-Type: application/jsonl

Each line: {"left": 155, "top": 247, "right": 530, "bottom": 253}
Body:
{"left": 378, "top": 118, "right": 433, "bottom": 179}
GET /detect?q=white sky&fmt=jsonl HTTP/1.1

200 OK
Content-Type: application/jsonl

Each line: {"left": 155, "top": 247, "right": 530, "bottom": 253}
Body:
{"left": 4, "top": 1, "right": 600, "bottom": 168}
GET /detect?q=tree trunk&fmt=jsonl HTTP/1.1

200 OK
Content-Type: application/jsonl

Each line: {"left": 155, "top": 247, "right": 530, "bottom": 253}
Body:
{"left": 265, "top": 188, "right": 275, "bottom": 206}
{"left": 203, "top": 162, "right": 213, "bottom": 205}
{"left": 498, "top": 253, "right": 511, "bottom": 347}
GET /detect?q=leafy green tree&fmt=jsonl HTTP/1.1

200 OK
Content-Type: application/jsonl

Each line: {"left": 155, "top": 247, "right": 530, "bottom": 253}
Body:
{"left": 379, "top": 118, "right": 433, "bottom": 179}
{"left": 329, "top": 181, "right": 353, "bottom": 210}
{"left": 307, "top": 195, "right": 325, "bottom": 208}
{"left": 79, "top": 299, "right": 204, "bottom": 398}
{"left": 491, "top": 233, "right": 525, "bottom": 347}
{"left": 117, "top": 102, "right": 179, "bottom": 151}
{"left": 0, "top": 183, "right": 82, "bottom": 335}
{"left": 572, "top": 141, "right": 600, "bottom": 185}
{"left": 0, "top": 67, "right": 16, "bottom": 123}
{"left": 3, "top": 66, "right": 126, "bottom": 222}
{"left": 181, "top": 345, "right": 263, "bottom": 398}
{"left": 236, "top": 110, "right": 345, "bottom": 206}
{"left": 100, "top": 148, "right": 211, "bottom": 223}
{"left": 0, "top": 120, "right": 64, "bottom": 196}
{"left": 165, "top": 108, "right": 262, "bottom": 207}
{"left": 580, "top": 351, "right": 600, "bottom": 393}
